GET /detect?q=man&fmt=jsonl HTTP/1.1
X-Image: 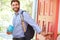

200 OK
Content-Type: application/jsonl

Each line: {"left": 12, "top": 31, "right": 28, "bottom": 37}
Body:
{"left": 7, "top": 0, "right": 42, "bottom": 40}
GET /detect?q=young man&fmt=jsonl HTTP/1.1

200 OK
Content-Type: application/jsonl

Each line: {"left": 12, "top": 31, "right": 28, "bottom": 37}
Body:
{"left": 7, "top": 0, "right": 42, "bottom": 40}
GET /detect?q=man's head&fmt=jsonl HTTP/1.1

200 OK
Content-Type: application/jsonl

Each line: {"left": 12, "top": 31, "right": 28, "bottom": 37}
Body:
{"left": 11, "top": 0, "right": 20, "bottom": 12}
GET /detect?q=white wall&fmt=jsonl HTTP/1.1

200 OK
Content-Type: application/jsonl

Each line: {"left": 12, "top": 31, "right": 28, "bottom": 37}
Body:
{"left": 32, "top": 0, "right": 38, "bottom": 20}
{"left": 58, "top": 2, "right": 60, "bottom": 33}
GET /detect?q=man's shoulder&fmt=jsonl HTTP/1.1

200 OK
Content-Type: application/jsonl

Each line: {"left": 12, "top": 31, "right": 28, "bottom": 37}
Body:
{"left": 20, "top": 9, "right": 28, "bottom": 14}
{"left": 20, "top": 9, "right": 30, "bottom": 17}
{"left": 20, "top": 9, "right": 26, "bottom": 12}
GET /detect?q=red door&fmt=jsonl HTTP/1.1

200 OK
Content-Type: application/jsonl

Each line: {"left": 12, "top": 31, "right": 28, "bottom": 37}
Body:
{"left": 36, "top": 0, "right": 59, "bottom": 40}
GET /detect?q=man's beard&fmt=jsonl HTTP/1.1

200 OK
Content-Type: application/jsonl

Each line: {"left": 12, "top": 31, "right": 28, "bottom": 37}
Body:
{"left": 13, "top": 8, "right": 20, "bottom": 12}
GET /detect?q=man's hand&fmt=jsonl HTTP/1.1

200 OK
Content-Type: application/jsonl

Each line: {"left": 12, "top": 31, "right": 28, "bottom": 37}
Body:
{"left": 7, "top": 32, "right": 12, "bottom": 35}
{"left": 39, "top": 32, "right": 48, "bottom": 36}
{"left": 39, "top": 32, "right": 53, "bottom": 37}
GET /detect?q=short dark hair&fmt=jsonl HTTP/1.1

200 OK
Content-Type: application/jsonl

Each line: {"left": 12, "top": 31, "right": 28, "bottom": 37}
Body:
{"left": 11, "top": 0, "right": 20, "bottom": 5}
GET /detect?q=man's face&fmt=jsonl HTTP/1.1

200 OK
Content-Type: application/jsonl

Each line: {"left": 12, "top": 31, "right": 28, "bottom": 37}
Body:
{"left": 11, "top": 2, "right": 20, "bottom": 12}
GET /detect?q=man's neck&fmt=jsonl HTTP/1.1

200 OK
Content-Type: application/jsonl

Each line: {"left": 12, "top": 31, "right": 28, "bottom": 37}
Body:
{"left": 15, "top": 12, "right": 18, "bottom": 13}
{"left": 15, "top": 9, "right": 20, "bottom": 13}
{"left": 15, "top": 10, "right": 20, "bottom": 15}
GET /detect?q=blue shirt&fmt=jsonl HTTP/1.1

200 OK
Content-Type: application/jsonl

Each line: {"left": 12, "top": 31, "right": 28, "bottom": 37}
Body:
{"left": 12, "top": 9, "right": 42, "bottom": 38}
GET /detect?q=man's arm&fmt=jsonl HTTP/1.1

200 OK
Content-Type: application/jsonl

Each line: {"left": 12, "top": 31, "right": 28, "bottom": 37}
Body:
{"left": 23, "top": 12, "right": 42, "bottom": 34}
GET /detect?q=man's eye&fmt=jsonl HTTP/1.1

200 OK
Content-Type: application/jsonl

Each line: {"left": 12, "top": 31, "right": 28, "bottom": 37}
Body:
{"left": 16, "top": 4, "right": 18, "bottom": 5}
{"left": 13, "top": 5, "right": 15, "bottom": 6}
{"left": 12, "top": 4, "right": 15, "bottom": 6}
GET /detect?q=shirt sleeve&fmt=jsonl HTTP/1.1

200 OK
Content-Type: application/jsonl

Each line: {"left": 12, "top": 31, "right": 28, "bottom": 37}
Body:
{"left": 23, "top": 12, "right": 42, "bottom": 34}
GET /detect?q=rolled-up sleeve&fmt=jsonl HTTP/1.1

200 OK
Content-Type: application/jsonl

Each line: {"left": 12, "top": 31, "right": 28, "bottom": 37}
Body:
{"left": 23, "top": 12, "right": 42, "bottom": 34}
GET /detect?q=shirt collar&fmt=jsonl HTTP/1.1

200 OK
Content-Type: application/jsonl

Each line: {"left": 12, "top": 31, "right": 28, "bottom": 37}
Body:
{"left": 15, "top": 9, "right": 23, "bottom": 16}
